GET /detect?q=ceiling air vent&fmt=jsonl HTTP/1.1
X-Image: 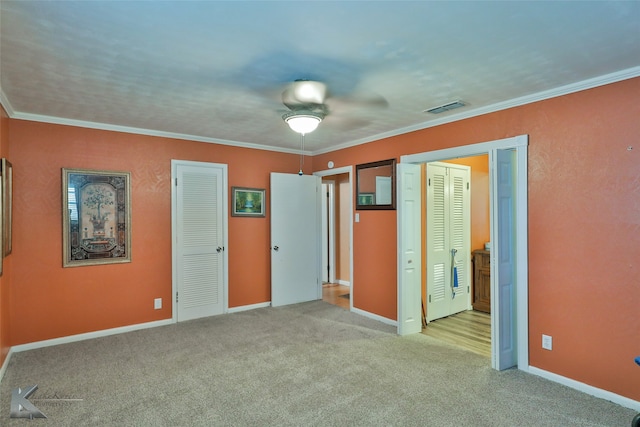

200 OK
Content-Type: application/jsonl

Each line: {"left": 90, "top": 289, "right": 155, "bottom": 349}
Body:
{"left": 424, "top": 100, "right": 466, "bottom": 114}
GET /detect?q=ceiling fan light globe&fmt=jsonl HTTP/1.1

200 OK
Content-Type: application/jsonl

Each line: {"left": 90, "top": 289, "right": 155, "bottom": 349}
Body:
{"left": 283, "top": 112, "right": 323, "bottom": 134}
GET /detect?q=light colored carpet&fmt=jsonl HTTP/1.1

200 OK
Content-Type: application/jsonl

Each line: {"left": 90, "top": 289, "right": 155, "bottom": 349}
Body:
{"left": 0, "top": 301, "right": 635, "bottom": 426}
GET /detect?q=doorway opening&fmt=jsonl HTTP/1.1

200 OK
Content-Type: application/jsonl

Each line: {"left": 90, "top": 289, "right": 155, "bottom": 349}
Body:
{"left": 421, "top": 155, "right": 490, "bottom": 357}
{"left": 315, "top": 167, "right": 354, "bottom": 311}
{"left": 398, "top": 135, "right": 529, "bottom": 371}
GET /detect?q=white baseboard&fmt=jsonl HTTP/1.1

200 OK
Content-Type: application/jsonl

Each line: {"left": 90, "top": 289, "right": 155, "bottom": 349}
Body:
{"left": 528, "top": 366, "right": 640, "bottom": 412}
{"left": 227, "top": 301, "right": 271, "bottom": 313}
{"left": 11, "top": 319, "right": 174, "bottom": 353}
{"left": 351, "top": 307, "right": 397, "bottom": 327}
{"left": 337, "top": 280, "right": 350, "bottom": 287}
{"left": 0, "top": 348, "right": 13, "bottom": 384}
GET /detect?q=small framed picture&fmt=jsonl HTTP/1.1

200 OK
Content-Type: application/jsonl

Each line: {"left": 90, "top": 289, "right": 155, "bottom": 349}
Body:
{"left": 358, "top": 193, "right": 375, "bottom": 205}
{"left": 231, "top": 187, "right": 266, "bottom": 217}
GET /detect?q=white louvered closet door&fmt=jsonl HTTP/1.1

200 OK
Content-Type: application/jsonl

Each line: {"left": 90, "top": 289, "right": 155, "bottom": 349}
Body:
{"left": 176, "top": 163, "right": 225, "bottom": 322}
{"left": 426, "top": 162, "right": 471, "bottom": 322}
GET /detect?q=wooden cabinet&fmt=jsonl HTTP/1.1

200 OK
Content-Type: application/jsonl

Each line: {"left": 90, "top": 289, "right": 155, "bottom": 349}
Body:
{"left": 472, "top": 249, "right": 491, "bottom": 313}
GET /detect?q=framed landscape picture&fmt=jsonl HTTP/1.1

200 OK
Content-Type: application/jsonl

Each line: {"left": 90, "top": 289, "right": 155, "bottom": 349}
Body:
{"left": 231, "top": 187, "right": 265, "bottom": 217}
{"left": 62, "top": 168, "right": 131, "bottom": 267}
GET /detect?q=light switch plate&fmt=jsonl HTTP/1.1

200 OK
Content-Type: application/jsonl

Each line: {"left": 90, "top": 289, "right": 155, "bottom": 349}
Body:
{"left": 542, "top": 334, "right": 552, "bottom": 350}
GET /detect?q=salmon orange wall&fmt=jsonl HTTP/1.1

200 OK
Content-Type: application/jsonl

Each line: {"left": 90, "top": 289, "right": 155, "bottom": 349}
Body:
{"left": 0, "top": 105, "right": 10, "bottom": 367}
{"left": 8, "top": 120, "right": 301, "bottom": 345}
{"left": 313, "top": 77, "right": 640, "bottom": 401}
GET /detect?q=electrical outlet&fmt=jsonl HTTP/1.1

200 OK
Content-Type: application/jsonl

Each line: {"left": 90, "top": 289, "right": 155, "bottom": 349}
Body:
{"left": 154, "top": 298, "right": 162, "bottom": 310}
{"left": 542, "top": 334, "right": 552, "bottom": 350}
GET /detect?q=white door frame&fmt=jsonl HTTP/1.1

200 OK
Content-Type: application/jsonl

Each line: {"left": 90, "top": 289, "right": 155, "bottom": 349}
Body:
{"left": 399, "top": 135, "right": 529, "bottom": 371}
{"left": 321, "top": 180, "right": 337, "bottom": 284}
{"left": 171, "top": 159, "right": 229, "bottom": 323}
{"left": 314, "top": 166, "right": 353, "bottom": 311}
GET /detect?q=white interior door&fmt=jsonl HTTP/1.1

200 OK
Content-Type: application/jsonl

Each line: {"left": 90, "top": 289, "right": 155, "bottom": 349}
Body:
{"left": 271, "top": 173, "right": 321, "bottom": 307}
{"left": 448, "top": 166, "right": 471, "bottom": 315}
{"left": 397, "top": 163, "right": 422, "bottom": 335}
{"left": 426, "top": 163, "right": 450, "bottom": 321}
{"left": 426, "top": 162, "right": 470, "bottom": 322}
{"left": 173, "top": 161, "right": 227, "bottom": 322}
{"left": 492, "top": 149, "right": 517, "bottom": 370}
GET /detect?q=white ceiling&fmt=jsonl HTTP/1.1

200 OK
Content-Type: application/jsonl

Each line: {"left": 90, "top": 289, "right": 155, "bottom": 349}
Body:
{"left": 1, "top": 1, "right": 639, "bottom": 154}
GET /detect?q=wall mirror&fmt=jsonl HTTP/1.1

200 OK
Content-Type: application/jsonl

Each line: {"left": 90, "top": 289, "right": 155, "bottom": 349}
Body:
{"left": 355, "top": 158, "right": 396, "bottom": 210}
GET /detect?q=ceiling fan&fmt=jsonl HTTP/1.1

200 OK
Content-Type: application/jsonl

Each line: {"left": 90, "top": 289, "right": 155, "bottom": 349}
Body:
{"left": 280, "top": 79, "right": 388, "bottom": 134}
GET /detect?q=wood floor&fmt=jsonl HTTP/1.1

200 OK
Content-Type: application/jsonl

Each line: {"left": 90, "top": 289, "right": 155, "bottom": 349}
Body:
{"left": 322, "top": 283, "right": 350, "bottom": 310}
{"left": 422, "top": 309, "right": 491, "bottom": 358}
{"left": 323, "top": 284, "right": 490, "bottom": 358}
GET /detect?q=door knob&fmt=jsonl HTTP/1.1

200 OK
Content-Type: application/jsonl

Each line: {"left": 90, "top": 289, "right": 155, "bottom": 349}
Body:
{"left": 216, "top": 247, "right": 223, "bottom": 253}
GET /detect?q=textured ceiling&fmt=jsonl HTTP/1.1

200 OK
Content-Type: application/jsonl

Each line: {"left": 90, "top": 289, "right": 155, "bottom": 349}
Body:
{"left": 1, "top": 1, "right": 639, "bottom": 154}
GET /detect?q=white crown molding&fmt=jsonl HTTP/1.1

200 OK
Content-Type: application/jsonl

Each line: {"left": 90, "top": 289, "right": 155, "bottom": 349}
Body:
{"left": 8, "top": 111, "right": 312, "bottom": 156}
{"left": 0, "top": 88, "right": 16, "bottom": 117}
{"left": 311, "top": 65, "right": 640, "bottom": 156}
{"left": 3, "top": 66, "right": 639, "bottom": 157}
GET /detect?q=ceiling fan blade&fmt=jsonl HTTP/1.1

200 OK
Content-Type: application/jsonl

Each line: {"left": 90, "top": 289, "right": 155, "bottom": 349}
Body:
{"left": 324, "top": 115, "right": 370, "bottom": 131}
{"left": 325, "top": 92, "right": 389, "bottom": 111}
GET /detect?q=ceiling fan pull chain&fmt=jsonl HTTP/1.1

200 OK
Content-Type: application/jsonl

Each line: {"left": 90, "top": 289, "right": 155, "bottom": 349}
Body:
{"left": 298, "top": 133, "right": 305, "bottom": 175}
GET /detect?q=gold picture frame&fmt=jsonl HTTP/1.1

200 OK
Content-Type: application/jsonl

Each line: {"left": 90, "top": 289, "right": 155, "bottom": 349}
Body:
{"left": 62, "top": 168, "right": 131, "bottom": 267}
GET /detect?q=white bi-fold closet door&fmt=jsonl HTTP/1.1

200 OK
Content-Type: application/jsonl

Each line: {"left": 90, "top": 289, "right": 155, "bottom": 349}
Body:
{"left": 426, "top": 162, "right": 471, "bottom": 322}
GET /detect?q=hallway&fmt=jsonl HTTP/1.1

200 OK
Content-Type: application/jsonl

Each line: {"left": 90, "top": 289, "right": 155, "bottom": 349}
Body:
{"left": 322, "top": 283, "right": 350, "bottom": 310}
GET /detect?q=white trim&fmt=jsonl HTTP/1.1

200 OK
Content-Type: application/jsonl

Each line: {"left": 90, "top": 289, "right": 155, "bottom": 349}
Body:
{"left": 399, "top": 135, "right": 529, "bottom": 370}
{"left": 528, "top": 366, "right": 640, "bottom": 412}
{"left": 9, "top": 112, "right": 311, "bottom": 156}
{"left": 171, "top": 159, "right": 229, "bottom": 322}
{"left": 401, "top": 135, "right": 528, "bottom": 164}
{"left": 514, "top": 143, "right": 529, "bottom": 370}
{"left": 351, "top": 307, "right": 397, "bottom": 327}
{"left": 312, "top": 66, "right": 640, "bottom": 155}
{"left": 314, "top": 166, "right": 354, "bottom": 312}
{"left": 313, "top": 166, "right": 352, "bottom": 178}
{"left": 336, "top": 280, "right": 351, "bottom": 287}
{"left": 0, "top": 348, "right": 13, "bottom": 384}
{"left": 227, "top": 301, "right": 271, "bottom": 313}
{"left": 321, "top": 180, "right": 337, "bottom": 284}
{"left": 11, "top": 319, "right": 174, "bottom": 353}
{"left": 4, "top": 67, "right": 638, "bottom": 157}
{"left": 0, "top": 89, "right": 15, "bottom": 116}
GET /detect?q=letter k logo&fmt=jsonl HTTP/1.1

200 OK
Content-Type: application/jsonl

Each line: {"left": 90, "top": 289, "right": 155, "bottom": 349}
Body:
{"left": 10, "top": 385, "right": 47, "bottom": 419}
